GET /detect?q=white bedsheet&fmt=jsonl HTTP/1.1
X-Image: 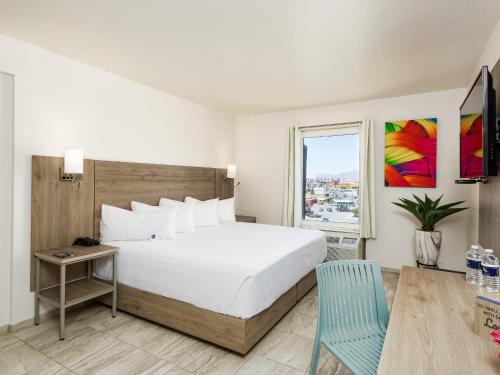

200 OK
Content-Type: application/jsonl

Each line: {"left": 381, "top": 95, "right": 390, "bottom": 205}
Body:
{"left": 96, "top": 222, "right": 326, "bottom": 319}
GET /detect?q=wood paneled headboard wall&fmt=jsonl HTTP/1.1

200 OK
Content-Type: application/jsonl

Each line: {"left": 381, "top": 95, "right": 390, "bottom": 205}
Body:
{"left": 93, "top": 160, "right": 232, "bottom": 238}
{"left": 31, "top": 155, "right": 234, "bottom": 291}
{"left": 31, "top": 156, "right": 95, "bottom": 292}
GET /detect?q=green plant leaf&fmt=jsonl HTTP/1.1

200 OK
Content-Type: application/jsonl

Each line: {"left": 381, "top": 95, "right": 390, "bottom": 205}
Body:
{"left": 432, "top": 195, "right": 444, "bottom": 209}
{"left": 436, "top": 201, "right": 466, "bottom": 210}
{"left": 430, "top": 207, "right": 469, "bottom": 225}
{"left": 399, "top": 198, "right": 418, "bottom": 207}
{"left": 393, "top": 202, "right": 420, "bottom": 220}
{"left": 424, "top": 194, "right": 431, "bottom": 209}
{"left": 413, "top": 194, "right": 425, "bottom": 206}
{"left": 392, "top": 194, "right": 468, "bottom": 230}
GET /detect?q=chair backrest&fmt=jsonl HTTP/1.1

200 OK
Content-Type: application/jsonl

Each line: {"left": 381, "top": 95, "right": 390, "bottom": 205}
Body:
{"left": 315, "top": 260, "right": 389, "bottom": 338}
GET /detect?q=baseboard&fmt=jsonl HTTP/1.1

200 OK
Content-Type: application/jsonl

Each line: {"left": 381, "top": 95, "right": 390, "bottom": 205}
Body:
{"left": 6, "top": 302, "right": 89, "bottom": 333}
{"left": 0, "top": 324, "right": 8, "bottom": 334}
{"left": 7, "top": 308, "right": 58, "bottom": 333}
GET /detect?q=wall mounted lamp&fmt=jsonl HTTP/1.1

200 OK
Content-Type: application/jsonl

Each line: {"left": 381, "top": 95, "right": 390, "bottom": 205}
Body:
{"left": 226, "top": 164, "right": 240, "bottom": 187}
{"left": 60, "top": 149, "right": 83, "bottom": 182}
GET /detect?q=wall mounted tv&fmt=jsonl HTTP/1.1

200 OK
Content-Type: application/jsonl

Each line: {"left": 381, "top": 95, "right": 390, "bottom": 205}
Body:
{"left": 458, "top": 66, "right": 497, "bottom": 183}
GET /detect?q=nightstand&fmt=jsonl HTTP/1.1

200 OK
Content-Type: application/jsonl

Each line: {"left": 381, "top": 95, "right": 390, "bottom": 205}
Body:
{"left": 34, "top": 244, "right": 119, "bottom": 340}
{"left": 236, "top": 215, "right": 256, "bottom": 223}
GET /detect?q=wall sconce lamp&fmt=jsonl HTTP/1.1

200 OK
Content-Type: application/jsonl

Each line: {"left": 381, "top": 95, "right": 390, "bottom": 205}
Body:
{"left": 226, "top": 164, "right": 240, "bottom": 187}
{"left": 60, "top": 149, "right": 84, "bottom": 182}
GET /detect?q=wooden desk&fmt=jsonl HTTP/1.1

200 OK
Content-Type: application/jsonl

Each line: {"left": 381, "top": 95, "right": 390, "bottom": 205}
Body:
{"left": 379, "top": 266, "right": 500, "bottom": 374}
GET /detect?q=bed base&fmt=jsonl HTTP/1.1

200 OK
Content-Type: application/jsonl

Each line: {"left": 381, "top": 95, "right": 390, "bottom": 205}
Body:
{"left": 100, "top": 269, "right": 317, "bottom": 354}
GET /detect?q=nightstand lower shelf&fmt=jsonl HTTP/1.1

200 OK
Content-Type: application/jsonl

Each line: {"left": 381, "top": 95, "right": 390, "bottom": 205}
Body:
{"left": 39, "top": 278, "right": 114, "bottom": 308}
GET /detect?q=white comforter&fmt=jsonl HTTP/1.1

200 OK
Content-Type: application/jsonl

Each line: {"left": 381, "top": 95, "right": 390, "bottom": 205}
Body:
{"left": 96, "top": 222, "right": 326, "bottom": 319}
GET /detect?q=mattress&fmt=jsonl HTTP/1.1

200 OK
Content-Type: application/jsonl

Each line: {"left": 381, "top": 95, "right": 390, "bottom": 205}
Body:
{"left": 95, "top": 222, "right": 326, "bottom": 319}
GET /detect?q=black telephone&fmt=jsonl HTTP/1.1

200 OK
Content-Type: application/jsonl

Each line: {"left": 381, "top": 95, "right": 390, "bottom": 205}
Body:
{"left": 73, "top": 237, "right": 100, "bottom": 246}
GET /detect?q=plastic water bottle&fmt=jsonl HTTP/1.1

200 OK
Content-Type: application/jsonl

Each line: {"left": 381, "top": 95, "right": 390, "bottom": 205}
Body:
{"left": 466, "top": 245, "right": 482, "bottom": 285}
{"left": 481, "top": 249, "right": 499, "bottom": 292}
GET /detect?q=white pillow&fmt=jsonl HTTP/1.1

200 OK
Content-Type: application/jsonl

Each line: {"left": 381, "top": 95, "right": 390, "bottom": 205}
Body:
{"left": 158, "top": 198, "right": 196, "bottom": 233}
{"left": 100, "top": 204, "right": 177, "bottom": 242}
{"left": 184, "top": 197, "right": 219, "bottom": 227}
{"left": 217, "top": 197, "right": 236, "bottom": 223}
{"left": 188, "top": 197, "right": 235, "bottom": 223}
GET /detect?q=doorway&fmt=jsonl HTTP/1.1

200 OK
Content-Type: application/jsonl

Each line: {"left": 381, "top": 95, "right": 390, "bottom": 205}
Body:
{"left": 0, "top": 72, "right": 14, "bottom": 327}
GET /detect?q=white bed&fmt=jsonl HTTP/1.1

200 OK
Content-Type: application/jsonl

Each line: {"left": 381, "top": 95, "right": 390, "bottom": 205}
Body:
{"left": 96, "top": 222, "right": 326, "bottom": 319}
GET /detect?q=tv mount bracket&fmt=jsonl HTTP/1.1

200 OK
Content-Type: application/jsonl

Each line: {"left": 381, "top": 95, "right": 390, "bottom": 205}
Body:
{"left": 455, "top": 177, "right": 488, "bottom": 184}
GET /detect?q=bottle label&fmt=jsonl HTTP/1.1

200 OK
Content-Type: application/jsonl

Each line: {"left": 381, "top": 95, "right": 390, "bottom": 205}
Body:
{"left": 482, "top": 265, "right": 499, "bottom": 277}
{"left": 466, "top": 258, "right": 481, "bottom": 270}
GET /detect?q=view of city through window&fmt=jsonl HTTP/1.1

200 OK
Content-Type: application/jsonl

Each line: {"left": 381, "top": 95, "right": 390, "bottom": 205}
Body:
{"left": 303, "top": 133, "right": 359, "bottom": 226}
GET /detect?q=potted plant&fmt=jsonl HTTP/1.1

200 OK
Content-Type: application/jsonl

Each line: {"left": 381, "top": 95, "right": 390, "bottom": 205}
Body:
{"left": 392, "top": 194, "right": 468, "bottom": 267}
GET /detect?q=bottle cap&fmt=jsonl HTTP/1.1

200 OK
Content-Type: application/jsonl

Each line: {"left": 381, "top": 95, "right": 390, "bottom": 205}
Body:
{"left": 471, "top": 245, "right": 480, "bottom": 250}
{"left": 485, "top": 249, "right": 493, "bottom": 253}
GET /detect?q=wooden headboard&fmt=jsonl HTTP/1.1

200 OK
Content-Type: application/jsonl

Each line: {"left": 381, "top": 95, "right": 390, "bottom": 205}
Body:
{"left": 93, "top": 160, "right": 232, "bottom": 238}
{"left": 31, "top": 155, "right": 234, "bottom": 290}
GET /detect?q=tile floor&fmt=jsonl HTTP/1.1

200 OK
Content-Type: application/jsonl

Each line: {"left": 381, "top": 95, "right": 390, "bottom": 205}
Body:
{"left": 0, "top": 271, "right": 399, "bottom": 375}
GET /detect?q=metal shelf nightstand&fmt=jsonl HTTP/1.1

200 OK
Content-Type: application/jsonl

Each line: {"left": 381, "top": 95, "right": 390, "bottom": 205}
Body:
{"left": 34, "top": 244, "right": 119, "bottom": 340}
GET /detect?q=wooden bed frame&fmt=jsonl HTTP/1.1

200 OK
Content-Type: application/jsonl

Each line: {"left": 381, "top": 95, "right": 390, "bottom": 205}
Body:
{"left": 100, "top": 269, "right": 316, "bottom": 354}
{"left": 31, "top": 156, "right": 318, "bottom": 354}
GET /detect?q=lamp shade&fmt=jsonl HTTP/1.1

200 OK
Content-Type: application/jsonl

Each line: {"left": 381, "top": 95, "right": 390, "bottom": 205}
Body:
{"left": 64, "top": 149, "right": 84, "bottom": 174}
{"left": 227, "top": 164, "right": 237, "bottom": 179}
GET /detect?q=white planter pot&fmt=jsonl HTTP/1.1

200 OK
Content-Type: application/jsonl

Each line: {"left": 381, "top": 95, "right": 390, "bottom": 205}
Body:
{"left": 415, "top": 230, "right": 442, "bottom": 266}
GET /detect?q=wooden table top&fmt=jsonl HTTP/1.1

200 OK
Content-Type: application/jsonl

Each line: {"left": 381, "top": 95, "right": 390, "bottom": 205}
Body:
{"left": 35, "top": 244, "right": 118, "bottom": 265}
{"left": 379, "top": 266, "right": 500, "bottom": 375}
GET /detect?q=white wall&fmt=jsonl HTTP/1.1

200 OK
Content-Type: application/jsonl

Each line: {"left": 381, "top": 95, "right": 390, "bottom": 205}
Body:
{"left": 2, "top": 18, "right": 498, "bottom": 324}
{"left": 235, "top": 89, "right": 477, "bottom": 271}
{"left": 471, "top": 19, "right": 500, "bottom": 84}
{"left": 0, "top": 72, "right": 13, "bottom": 328}
{"left": 0, "top": 34, "right": 235, "bottom": 324}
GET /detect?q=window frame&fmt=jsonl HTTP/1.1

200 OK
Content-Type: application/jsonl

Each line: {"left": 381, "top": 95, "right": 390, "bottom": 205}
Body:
{"left": 295, "top": 123, "right": 361, "bottom": 233}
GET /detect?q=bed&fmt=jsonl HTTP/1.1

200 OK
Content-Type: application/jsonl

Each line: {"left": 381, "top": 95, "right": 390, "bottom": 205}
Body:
{"left": 96, "top": 222, "right": 325, "bottom": 353}
{"left": 96, "top": 222, "right": 326, "bottom": 319}
{"left": 31, "top": 157, "right": 327, "bottom": 354}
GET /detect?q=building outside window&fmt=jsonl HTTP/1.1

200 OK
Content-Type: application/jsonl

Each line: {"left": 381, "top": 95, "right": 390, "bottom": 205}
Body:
{"left": 299, "top": 124, "right": 359, "bottom": 232}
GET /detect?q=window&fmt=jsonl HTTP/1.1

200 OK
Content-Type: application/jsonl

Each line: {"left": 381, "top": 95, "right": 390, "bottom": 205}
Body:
{"left": 299, "top": 124, "right": 360, "bottom": 232}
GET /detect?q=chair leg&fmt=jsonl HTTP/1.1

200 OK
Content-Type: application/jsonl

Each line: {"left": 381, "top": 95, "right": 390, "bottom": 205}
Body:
{"left": 309, "top": 338, "right": 321, "bottom": 375}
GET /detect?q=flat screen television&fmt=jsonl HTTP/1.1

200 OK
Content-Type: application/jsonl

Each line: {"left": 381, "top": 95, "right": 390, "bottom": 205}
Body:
{"left": 459, "top": 66, "right": 497, "bottom": 181}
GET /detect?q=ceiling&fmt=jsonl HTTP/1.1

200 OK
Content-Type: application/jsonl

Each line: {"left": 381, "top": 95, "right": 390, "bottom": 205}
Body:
{"left": 0, "top": 1, "right": 499, "bottom": 115}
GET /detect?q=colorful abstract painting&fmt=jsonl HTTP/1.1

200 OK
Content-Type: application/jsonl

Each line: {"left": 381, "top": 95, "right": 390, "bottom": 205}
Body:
{"left": 385, "top": 118, "right": 437, "bottom": 188}
{"left": 460, "top": 113, "right": 483, "bottom": 178}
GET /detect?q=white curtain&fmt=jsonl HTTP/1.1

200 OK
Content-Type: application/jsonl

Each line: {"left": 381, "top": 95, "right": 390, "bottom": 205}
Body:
{"left": 359, "top": 118, "right": 376, "bottom": 239}
{"left": 282, "top": 126, "right": 300, "bottom": 227}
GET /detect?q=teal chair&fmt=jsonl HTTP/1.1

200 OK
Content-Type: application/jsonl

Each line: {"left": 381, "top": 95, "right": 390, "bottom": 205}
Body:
{"left": 309, "top": 261, "right": 389, "bottom": 375}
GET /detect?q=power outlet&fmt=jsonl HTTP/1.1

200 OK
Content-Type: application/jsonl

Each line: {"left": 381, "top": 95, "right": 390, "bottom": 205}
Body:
{"left": 59, "top": 168, "right": 75, "bottom": 182}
